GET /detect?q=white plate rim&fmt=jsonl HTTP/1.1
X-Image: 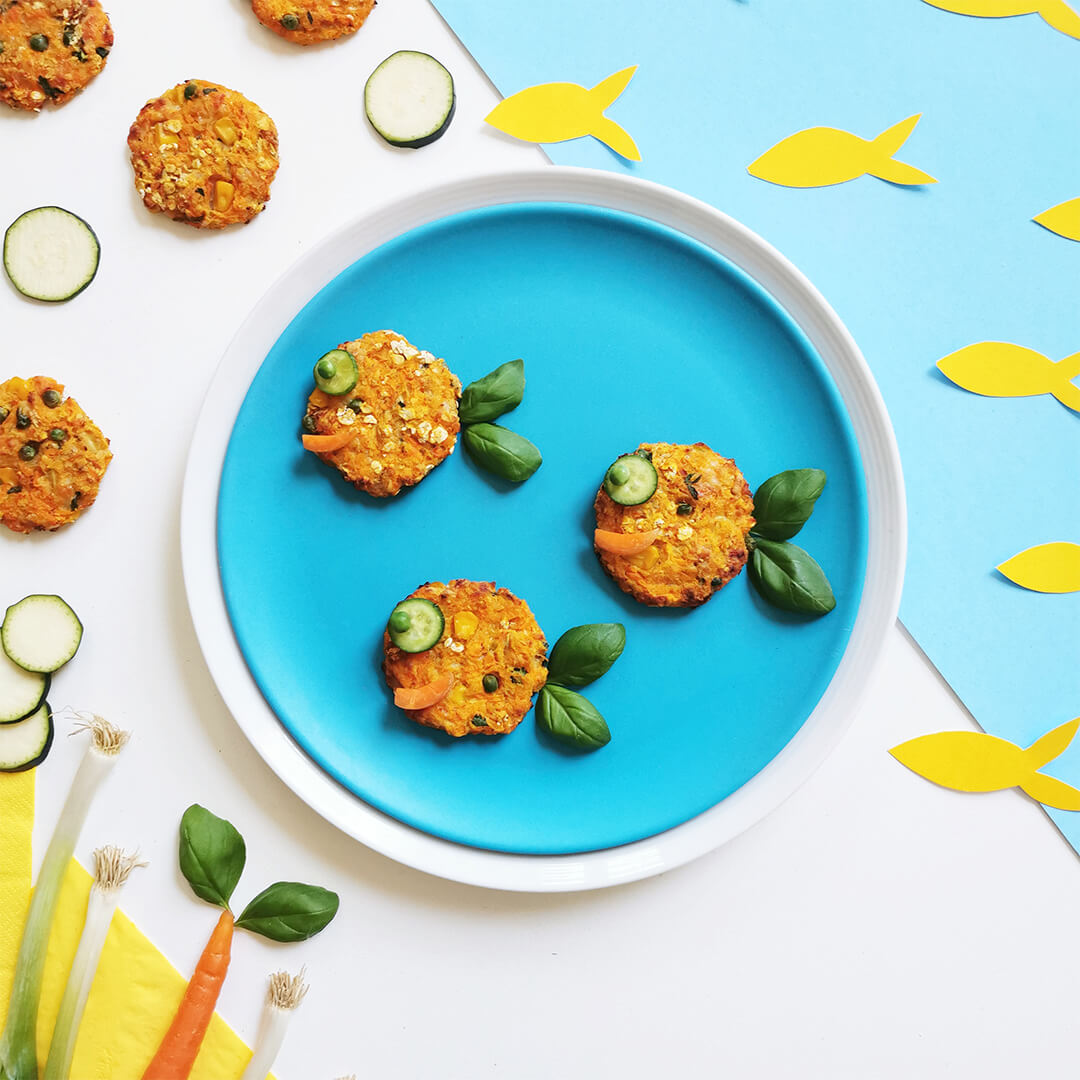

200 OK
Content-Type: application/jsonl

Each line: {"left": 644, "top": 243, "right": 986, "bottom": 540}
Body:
{"left": 180, "top": 165, "right": 906, "bottom": 893}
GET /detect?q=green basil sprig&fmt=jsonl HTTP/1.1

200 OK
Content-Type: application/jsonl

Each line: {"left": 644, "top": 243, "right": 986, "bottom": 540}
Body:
{"left": 536, "top": 684, "right": 611, "bottom": 750}
{"left": 459, "top": 359, "right": 524, "bottom": 425}
{"left": 235, "top": 881, "right": 341, "bottom": 943}
{"left": 177, "top": 803, "right": 339, "bottom": 943}
{"left": 179, "top": 804, "right": 246, "bottom": 908}
{"left": 546, "top": 623, "right": 625, "bottom": 688}
{"left": 748, "top": 537, "right": 836, "bottom": 615}
{"left": 752, "top": 468, "right": 826, "bottom": 540}
{"left": 462, "top": 423, "right": 542, "bottom": 483}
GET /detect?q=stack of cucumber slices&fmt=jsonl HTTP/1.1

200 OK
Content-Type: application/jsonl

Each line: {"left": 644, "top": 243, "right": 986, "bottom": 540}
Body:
{"left": 0, "top": 595, "right": 83, "bottom": 771}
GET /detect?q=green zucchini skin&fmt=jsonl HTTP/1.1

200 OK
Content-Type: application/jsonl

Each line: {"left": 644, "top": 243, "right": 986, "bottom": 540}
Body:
{"left": 3, "top": 206, "right": 100, "bottom": 303}
{"left": 1, "top": 593, "right": 84, "bottom": 673}
{"left": 0, "top": 663, "right": 49, "bottom": 726}
{"left": 364, "top": 51, "right": 456, "bottom": 149}
{"left": 0, "top": 702, "right": 54, "bottom": 772}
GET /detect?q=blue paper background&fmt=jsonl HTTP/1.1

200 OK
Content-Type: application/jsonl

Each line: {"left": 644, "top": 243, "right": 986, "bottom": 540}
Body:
{"left": 431, "top": 0, "right": 1080, "bottom": 846}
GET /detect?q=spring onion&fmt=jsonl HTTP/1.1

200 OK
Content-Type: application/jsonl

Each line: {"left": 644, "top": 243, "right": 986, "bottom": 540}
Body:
{"left": 239, "top": 970, "right": 308, "bottom": 1080}
{"left": 0, "top": 715, "right": 129, "bottom": 1080}
{"left": 44, "top": 846, "right": 144, "bottom": 1080}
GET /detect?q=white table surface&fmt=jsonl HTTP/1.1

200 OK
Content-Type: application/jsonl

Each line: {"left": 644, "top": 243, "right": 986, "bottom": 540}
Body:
{"left": 5, "top": 1, "right": 1079, "bottom": 1076}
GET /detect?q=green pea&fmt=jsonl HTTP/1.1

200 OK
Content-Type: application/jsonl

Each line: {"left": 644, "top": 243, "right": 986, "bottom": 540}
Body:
{"left": 48, "top": 428, "right": 66, "bottom": 444}
{"left": 184, "top": 82, "right": 199, "bottom": 100}
{"left": 482, "top": 674, "right": 499, "bottom": 693}
{"left": 69, "top": 492, "right": 81, "bottom": 511}
{"left": 346, "top": 399, "right": 364, "bottom": 414}
{"left": 301, "top": 414, "right": 317, "bottom": 434}
{"left": 15, "top": 407, "right": 30, "bottom": 429}
{"left": 315, "top": 358, "right": 336, "bottom": 380}
{"left": 95, "top": 45, "right": 108, "bottom": 58}
{"left": 389, "top": 610, "right": 411, "bottom": 633}
{"left": 280, "top": 13, "right": 300, "bottom": 29}
{"left": 19, "top": 444, "right": 37, "bottom": 461}
{"left": 0, "top": 407, "right": 8, "bottom": 423}
{"left": 42, "top": 389, "right": 61, "bottom": 407}
{"left": 607, "top": 462, "right": 630, "bottom": 486}
{"left": 62, "top": 28, "right": 76, "bottom": 46}
{"left": 29, "top": 33, "right": 48, "bottom": 51}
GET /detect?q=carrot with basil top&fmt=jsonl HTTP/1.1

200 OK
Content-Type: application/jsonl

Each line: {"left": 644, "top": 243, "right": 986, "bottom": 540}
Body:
{"left": 140, "top": 805, "right": 340, "bottom": 1080}
{"left": 593, "top": 528, "right": 660, "bottom": 556}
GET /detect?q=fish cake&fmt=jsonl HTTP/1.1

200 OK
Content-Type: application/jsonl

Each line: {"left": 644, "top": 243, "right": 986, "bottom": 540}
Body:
{"left": 251, "top": 0, "right": 376, "bottom": 44}
{"left": 0, "top": 0, "right": 112, "bottom": 111}
{"left": 0, "top": 376, "right": 111, "bottom": 534}
{"left": 383, "top": 580, "right": 548, "bottom": 738}
{"left": 127, "top": 79, "right": 279, "bottom": 229}
{"left": 303, "top": 330, "right": 461, "bottom": 498}
{"left": 594, "top": 441, "right": 755, "bottom": 608}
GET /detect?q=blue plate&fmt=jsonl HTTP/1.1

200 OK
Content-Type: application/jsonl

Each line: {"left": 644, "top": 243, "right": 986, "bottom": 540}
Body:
{"left": 218, "top": 202, "right": 867, "bottom": 855}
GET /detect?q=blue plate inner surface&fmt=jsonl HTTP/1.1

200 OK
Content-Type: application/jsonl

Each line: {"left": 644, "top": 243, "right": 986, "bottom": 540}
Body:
{"left": 218, "top": 203, "right": 868, "bottom": 854}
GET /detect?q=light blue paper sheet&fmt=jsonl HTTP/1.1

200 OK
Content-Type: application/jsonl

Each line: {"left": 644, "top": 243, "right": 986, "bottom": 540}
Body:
{"left": 431, "top": 0, "right": 1080, "bottom": 848}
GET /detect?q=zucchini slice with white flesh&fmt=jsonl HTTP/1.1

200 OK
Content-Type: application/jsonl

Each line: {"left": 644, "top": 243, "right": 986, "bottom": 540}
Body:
{"left": 2, "top": 594, "right": 83, "bottom": 673}
{"left": 0, "top": 651, "right": 49, "bottom": 725}
{"left": 4, "top": 206, "right": 100, "bottom": 303}
{"left": 0, "top": 702, "right": 54, "bottom": 772}
{"left": 364, "top": 51, "right": 456, "bottom": 149}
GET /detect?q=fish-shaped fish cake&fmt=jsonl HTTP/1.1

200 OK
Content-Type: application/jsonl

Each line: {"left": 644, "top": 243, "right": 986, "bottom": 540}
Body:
{"left": 748, "top": 114, "right": 936, "bottom": 189}
{"left": 922, "top": 0, "right": 1080, "bottom": 41}
{"left": 891, "top": 718, "right": 1080, "bottom": 809}
{"left": 1034, "top": 197, "right": 1080, "bottom": 241}
{"left": 937, "top": 341, "right": 1080, "bottom": 413}
{"left": 485, "top": 66, "right": 640, "bottom": 160}
{"left": 998, "top": 542, "right": 1080, "bottom": 593}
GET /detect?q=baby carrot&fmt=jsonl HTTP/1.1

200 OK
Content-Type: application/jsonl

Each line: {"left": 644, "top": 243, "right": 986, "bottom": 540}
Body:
{"left": 394, "top": 673, "right": 453, "bottom": 710}
{"left": 593, "top": 528, "right": 660, "bottom": 556}
{"left": 141, "top": 909, "right": 234, "bottom": 1080}
{"left": 301, "top": 430, "right": 357, "bottom": 453}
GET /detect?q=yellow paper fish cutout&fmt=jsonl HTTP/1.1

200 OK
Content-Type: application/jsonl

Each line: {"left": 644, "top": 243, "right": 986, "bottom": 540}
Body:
{"left": 997, "top": 542, "right": 1080, "bottom": 593}
{"left": 485, "top": 66, "right": 641, "bottom": 160}
{"left": 747, "top": 114, "right": 936, "bottom": 189}
{"left": 1034, "top": 197, "right": 1080, "bottom": 240}
{"left": 922, "top": 0, "right": 1080, "bottom": 40}
{"left": 891, "top": 717, "right": 1080, "bottom": 809}
{"left": 937, "top": 341, "right": 1080, "bottom": 412}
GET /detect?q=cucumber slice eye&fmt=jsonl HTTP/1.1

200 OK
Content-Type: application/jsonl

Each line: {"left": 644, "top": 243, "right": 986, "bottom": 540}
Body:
{"left": 1, "top": 594, "right": 83, "bottom": 673}
{"left": 603, "top": 454, "right": 659, "bottom": 506}
{"left": 313, "top": 349, "right": 358, "bottom": 396}
{"left": 387, "top": 598, "right": 444, "bottom": 653}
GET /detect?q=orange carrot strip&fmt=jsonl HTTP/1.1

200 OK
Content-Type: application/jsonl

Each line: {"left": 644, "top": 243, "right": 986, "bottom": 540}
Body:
{"left": 593, "top": 528, "right": 660, "bottom": 556}
{"left": 302, "top": 430, "right": 357, "bottom": 453}
{"left": 141, "top": 909, "right": 234, "bottom": 1080}
{"left": 394, "top": 673, "right": 453, "bottom": 710}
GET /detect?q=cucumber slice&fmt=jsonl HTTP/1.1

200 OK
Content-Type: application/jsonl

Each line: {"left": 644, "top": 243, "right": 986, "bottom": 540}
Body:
{"left": 313, "top": 349, "right": 358, "bottom": 396}
{"left": 0, "top": 651, "right": 49, "bottom": 724}
{"left": 365, "top": 51, "right": 456, "bottom": 149}
{"left": 4, "top": 206, "right": 100, "bottom": 302}
{"left": 2, "top": 594, "right": 83, "bottom": 673}
{"left": 387, "top": 598, "right": 444, "bottom": 653}
{"left": 603, "top": 454, "right": 658, "bottom": 506}
{"left": 0, "top": 702, "right": 54, "bottom": 772}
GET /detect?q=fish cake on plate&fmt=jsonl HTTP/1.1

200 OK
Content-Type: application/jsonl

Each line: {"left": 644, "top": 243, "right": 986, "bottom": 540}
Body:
{"left": 127, "top": 79, "right": 279, "bottom": 229}
{"left": 383, "top": 580, "right": 548, "bottom": 738}
{"left": 302, "top": 330, "right": 461, "bottom": 498}
{"left": 0, "top": 376, "right": 111, "bottom": 533}
{"left": 251, "top": 0, "right": 376, "bottom": 44}
{"left": 594, "top": 441, "right": 755, "bottom": 607}
{"left": 0, "top": 0, "right": 113, "bottom": 112}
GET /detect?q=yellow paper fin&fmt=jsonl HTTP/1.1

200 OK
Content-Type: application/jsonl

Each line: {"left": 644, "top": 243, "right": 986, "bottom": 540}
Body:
{"left": 922, "top": 0, "right": 1041, "bottom": 17}
{"left": 1052, "top": 352, "right": 1080, "bottom": 411}
{"left": 872, "top": 114, "right": 922, "bottom": 156}
{"left": 1019, "top": 772, "right": 1080, "bottom": 810}
{"left": 1038, "top": 0, "right": 1080, "bottom": 39}
{"left": 1024, "top": 717, "right": 1080, "bottom": 768}
{"left": 1034, "top": 197, "right": 1080, "bottom": 241}
{"left": 937, "top": 341, "right": 1057, "bottom": 397}
{"left": 997, "top": 541, "right": 1080, "bottom": 593}
{"left": 889, "top": 730, "right": 1029, "bottom": 792}
{"left": 589, "top": 65, "right": 637, "bottom": 109}
{"left": 870, "top": 158, "right": 938, "bottom": 185}
{"left": 589, "top": 115, "right": 641, "bottom": 161}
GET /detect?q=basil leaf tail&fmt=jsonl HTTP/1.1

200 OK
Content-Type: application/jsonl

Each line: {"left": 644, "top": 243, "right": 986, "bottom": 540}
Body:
{"left": 235, "top": 881, "right": 341, "bottom": 943}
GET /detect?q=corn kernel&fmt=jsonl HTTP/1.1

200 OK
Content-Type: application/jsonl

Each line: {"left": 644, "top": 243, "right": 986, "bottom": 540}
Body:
{"left": 213, "top": 117, "right": 239, "bottom": 146}
{"left": 449, "top": 685, "right": 467, "bottom": 706}
{"left": 158, "top": 131, "right": 179, "bottom": 146}
{"left": 640, "top": 545, "right": 661, "bottom": 570}
{"left": 213, "top": 180, "right": 235, "bottom": 212}
{"left": 453, "top": 611, "right": 479, "bottom": 640}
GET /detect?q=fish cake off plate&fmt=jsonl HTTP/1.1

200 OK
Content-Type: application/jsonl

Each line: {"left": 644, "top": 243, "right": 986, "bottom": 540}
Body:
{"left": 181, "top": 167, "right": 905, "bottom": 893}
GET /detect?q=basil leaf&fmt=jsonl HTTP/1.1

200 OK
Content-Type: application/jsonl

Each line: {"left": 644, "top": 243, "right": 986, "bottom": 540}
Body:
{"left": 235, "top": 881, "right": 340, "bottom": 942}
{"left": 536, "top": 684, "right": 611, "bottom": 750}
{"left": 749, "top": 538, "right": 836, "bottom": 616}
{"left": 178, "top": 804, "right": 246, "bottom": 909}
{"left": 752, "top": 468, "right": 826, "bottom": 541}
{"left": 546, "top": 623, "right": 625, "bottom": 688}
{"left": 462, "top": 423, "right": 542, "bottom": 482}
{"left": 459, "top": 359, "right": 525, "bottom": 424}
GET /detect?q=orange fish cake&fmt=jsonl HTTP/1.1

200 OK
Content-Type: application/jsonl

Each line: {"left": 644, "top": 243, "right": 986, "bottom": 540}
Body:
{"left": 303, "top": 330, "right": 461, "bottom": 498}
{"left": 383, "top": 580, "right": 548, "bottom": 738}
{"left": 594, "top": 441, "right": 755, "bottom": 607}
{"left": 251, "top": 0, "right": 376, "bottom": 43}
{"left": 127, "top": 79, "right": 279, "bottom": 229}
{"left": 0, "top": 376, "right": 111, "bottom": 533}
{"left": 0, "top": 0, "right": 112, "bottom": 112}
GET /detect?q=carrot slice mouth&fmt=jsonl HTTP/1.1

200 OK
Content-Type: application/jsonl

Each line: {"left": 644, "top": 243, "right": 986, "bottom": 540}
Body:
{"left": 593, "top": 528, "right": 660, "bottom": 556}
{"left": 302, "top": 429, "right": 358, "bottom": 453}
{"left": 394, "top": 673, "right": 454, "bottom": 710}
